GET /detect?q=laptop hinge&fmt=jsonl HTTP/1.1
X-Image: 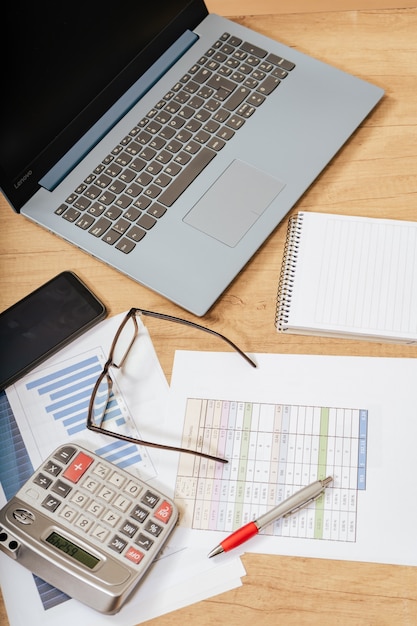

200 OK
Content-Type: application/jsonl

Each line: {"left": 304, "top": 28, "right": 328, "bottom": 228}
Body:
{"left": 39, "top": 30, "right": 199, "bottom": 191}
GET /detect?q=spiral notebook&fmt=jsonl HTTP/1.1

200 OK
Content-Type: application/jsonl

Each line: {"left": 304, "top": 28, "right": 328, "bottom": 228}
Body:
{"left": 276, "top": 212, "right": 417, "bottom": 344}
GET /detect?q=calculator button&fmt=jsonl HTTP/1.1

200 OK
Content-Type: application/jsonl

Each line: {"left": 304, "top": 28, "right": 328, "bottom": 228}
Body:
{"left": 144, "top": 520, "right": 163, "bottom": 537}
{"left": 42, "top": 494, "right": 61, "bottom": 512}
{"left": 87, "top": 501, "right": 104, "bottom": 516}
{"left": 141, "top": 490, "right": 160, "bottom": 508}
{"left": 124, "top": 480, "right": 142, "bottom": 497}
{"left": 92, "top": 462, "right": 110, "bottom": 479}
{"left": 53, "top": 445, "right": 77, "bottom": 464}
{"left": 130, "top": 504, "right": 149, "bottom": 523}
{"left": 135, "top": 533, "right": 154, "bottom": 551}
{"left": 33, "top": 473, "right": 53, "bottom": 489}
{"left": 44, "top": 460, "right": 63, "bottom": 477}
{"left": 102, "top": 510, "right": 121, "bottom": 527}
{"left": 119, "top": 520, "right": 139, "bottom": 538}
{"left": 51, "top": 480, "right": 72, "bottom": 498}
{"left": 108, "top": 535, "right": 128, "bottom": 554}
{"left": 82, "top": 477, "right": 100, "bottom": 493}
{"left": 125, "top": 546, "right": 145, "bottom": 565}
{"left": 98, "top": 486, "right": 115, "bottom": 502}
{"left": 113, "top": 494, "right": 132, "bottom": 512}
{"left": 62, "top": 452, "right": 94, "bottom": 483}
{"left": 154, "top": 500, "right": 174, "bottom": 524}
{"left": 75, "top": 514, "right": 94, "bottom": 532}
{"left": 91, "top": 524, "right": 110, "bottom": 542}
{"left": 70, "top": 491, "right": 89, "bottom": 507}
{"left": 59, "top": 505, "right": 77, "bottom": 522}
{"left": 109, "top": 471, "right": 126, "bottom": 488}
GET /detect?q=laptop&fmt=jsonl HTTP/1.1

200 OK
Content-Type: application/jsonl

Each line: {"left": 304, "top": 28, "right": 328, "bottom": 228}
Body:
{"left": 1, "top": 1, "right": 383, "bottom": 316}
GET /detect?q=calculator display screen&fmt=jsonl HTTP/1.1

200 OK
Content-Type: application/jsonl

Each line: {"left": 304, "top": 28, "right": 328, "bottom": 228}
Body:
{"left": 45, "top": 531, "right": 99, "bottom": 569}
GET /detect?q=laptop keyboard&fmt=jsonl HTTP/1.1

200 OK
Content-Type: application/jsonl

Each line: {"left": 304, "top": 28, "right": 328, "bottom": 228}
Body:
{"left": 55, "top": 32, "right": 295, "bottom": 254}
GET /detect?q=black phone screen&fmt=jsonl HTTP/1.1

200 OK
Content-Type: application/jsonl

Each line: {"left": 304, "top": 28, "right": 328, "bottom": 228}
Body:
{"left": 0, "top": 272, "right": 106, "bottom": 389}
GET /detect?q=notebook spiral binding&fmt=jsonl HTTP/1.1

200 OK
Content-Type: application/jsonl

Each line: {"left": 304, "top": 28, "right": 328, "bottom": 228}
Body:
{"left": 275, "top": 212, "right": 304, "bottom": 331}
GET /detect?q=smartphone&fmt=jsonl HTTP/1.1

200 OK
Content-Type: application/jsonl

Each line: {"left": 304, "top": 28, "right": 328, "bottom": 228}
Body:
{"left": 0, "top": 271, "right": 107, "bottom": 389}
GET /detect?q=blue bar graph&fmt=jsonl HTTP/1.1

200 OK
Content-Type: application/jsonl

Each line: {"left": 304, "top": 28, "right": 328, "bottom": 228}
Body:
{"left": 24, "top": 354, "right": 142, "bottom": 468}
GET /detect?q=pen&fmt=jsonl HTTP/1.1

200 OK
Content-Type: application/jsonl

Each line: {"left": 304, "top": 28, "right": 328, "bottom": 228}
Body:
{"left": 208, "top": 476, "right": 333, "bottom": 557}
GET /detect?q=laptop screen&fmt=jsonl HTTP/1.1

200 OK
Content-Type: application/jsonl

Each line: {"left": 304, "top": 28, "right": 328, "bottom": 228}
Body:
{"left": 1, "top": 0, "right": 207, "bottom": 211}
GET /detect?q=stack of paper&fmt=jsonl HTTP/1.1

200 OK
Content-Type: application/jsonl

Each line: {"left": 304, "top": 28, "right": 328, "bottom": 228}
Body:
{"left": 0, "top": 313, "right": 246, "bottom": 626}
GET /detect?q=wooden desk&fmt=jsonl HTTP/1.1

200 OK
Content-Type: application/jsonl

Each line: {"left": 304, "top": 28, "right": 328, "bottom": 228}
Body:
{"left": 1, "top": 4, "right": 416, "bottom": 625}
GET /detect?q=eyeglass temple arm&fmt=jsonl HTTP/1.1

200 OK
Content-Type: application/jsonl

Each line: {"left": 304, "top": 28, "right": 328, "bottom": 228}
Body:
{"left": 135, "top": 308, "right": 257, "bottom": 368}
{"left": 86, "top": 422, "right": 228, "bottom": 464}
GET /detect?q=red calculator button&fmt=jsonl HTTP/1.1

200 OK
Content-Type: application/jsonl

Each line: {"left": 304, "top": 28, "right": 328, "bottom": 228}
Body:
{"left": 62, "top": 452, "right": 94, "bottom": 483}
{"left": 154, "top": 500, "right": 173, "bottom": 524}
{"left": 125, "top": 547, "right": 145, "bottom": 565}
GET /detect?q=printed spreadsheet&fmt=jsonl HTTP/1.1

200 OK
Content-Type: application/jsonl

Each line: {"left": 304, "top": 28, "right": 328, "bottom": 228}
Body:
{"left": 175, "top": 399, "right": 367, "bottom": 543}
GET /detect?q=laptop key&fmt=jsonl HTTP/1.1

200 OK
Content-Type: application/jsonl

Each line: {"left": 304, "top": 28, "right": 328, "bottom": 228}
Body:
{"left": 207, "top": 137, "right": 225, "bottom": 151}
{"left": 207, "top": 74, "right": 235, "bottom": 93}
{"left": 102, "top": 229, "right": 122, "bottom": 245}
{"left": 266, "top": 53, "right": 295, "bottom": 71}
{"left": 63, "top": 207, "right": 81, "bottom": 222}
{"left": 116, "top": 238, "right": 137, "bottom": 254}
{"left": 137, "top": 214, "right": 157, "bottom": 230}
{"left": 124, "top": 207, "right": 142, "bottom": 221}
{"left": 158, "top": 147, "right": 216, "bottom": 207}
{"left": 147, "top": 203, "right": 167, "bottom": 218}
{"left": 240, "top": 41, "right": 267, "bottom": 58}
{"left": 223, "top": 86, "right": 250, "bottom": 111}
{"left": 75, "top": 215, "right": 95, "bottom": 230}
{"left": 74, "top": 197, "right": 91, "bottom": 210}
{"left": 113, "top": 218, "right": 131, "bottom": 234}
{"left": 55, "top": 203, "right": 67, "bottom": 215}
{"left": 126, "top": 226, "right": 146, "bottom": 242}
{"left": 225, "top": 115, "right": 245, "bottom": 130}
{"left": 89, "top": 217, "right": 111, "bottom": 237}
{"left": 257, "top": 76, "right": 281, "bottom": 95}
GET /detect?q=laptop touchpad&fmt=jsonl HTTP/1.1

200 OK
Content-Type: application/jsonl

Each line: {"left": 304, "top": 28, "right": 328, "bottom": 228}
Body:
{"left": 183, "top": 160, "right": 285, "bottom": 247}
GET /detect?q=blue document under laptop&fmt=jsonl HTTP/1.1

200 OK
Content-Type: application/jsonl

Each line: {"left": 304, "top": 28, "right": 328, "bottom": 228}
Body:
{"left": 0, "top": 1, "right": 383, "bottom": 315}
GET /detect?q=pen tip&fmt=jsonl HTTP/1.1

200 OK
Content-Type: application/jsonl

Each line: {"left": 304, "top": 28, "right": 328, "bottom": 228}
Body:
{"left": 208, "top": 545, "right": 224, "bottom": 558}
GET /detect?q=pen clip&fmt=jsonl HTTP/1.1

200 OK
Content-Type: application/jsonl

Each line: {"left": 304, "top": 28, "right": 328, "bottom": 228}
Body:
{"left": 283, "top": 491, "right": 325, "bottom": 517}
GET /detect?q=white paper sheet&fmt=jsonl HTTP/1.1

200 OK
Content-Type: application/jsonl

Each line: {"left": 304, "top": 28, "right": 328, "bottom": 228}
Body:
{"left": 166, "top": 351, "right": 417, "bottom": 566}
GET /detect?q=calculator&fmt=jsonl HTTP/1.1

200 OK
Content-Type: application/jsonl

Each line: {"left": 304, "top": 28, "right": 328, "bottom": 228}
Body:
{"left": 0, "top": 443, "right": 179, "bottom": 614}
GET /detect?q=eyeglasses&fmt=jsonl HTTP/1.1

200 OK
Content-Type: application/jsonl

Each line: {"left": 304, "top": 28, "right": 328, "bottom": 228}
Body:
{"left": 86, "top": 308, "right": 256, "bottom": 463}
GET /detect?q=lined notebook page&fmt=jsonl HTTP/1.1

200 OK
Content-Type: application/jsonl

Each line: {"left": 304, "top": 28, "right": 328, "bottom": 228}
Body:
{"left": 276, "top": 212, "right": 417, "bottom": 342}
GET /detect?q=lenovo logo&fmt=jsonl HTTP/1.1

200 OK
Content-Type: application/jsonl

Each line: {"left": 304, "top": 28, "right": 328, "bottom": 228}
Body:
{"left": 14, "top": 170, "right": 33, "bottom": 189}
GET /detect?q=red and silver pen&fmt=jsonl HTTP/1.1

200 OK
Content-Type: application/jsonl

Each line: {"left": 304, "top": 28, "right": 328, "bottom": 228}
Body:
{"left": 208, "top": 476, "right": 333, "bottom": 558}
